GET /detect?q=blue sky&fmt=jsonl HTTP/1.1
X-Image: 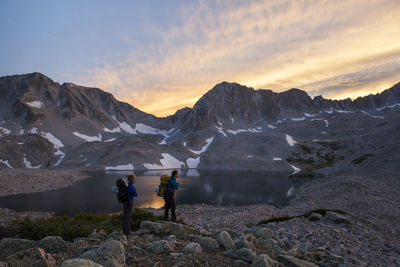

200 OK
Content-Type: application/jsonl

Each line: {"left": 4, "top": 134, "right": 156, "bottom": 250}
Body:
{"left": 1, "top": 0, "right": 400, "bottom": 116}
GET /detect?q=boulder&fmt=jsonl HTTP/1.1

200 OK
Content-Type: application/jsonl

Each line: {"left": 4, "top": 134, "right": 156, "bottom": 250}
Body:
{"left": 36, "top": 236, "right": 70, "bottom": 254}
{"left": 325, "top": 212, "right": 352, "bottom": 225}
{"left": 166, "top": 235, "right": 177, "bottom": 242}
{"left": 233, "top": 260, "right": 250, "bottom": 267}
{"left": 225, "top": 248, "right": 256, "bottom": 263}
{"left": 196, "top": 237, "right": 219, "bottom": 251}
{"left": 60, "top": 259, "right": 103, "bottom": 267}
{"left": 6, "top": 247, "right": 56, "bottom": 267}
{"left": 0, "top": 238, "right": 36, "bottom": 259}
{"left": 89, "top": 229, "right": 107, "bottom": 239}
{"left": 146, "top": 241, "right": 175, "bottom": 254}
{"left": 140, "top": 221, "right": 196, "bottom": 236}
{"left": 127, "top": 244, "right": 147, "bottom": 256}
{"left": 105, "top": 232, "right": 127, "bottom": 245}
{"left": 218, "top": 231, "right": 234, "bottom": 250}
{"left": 182, "top": 242, "right": 202, "bottom": 254}
{"left": 79, "top": 240, "right": 125, "bottom": 267}
{"left": 277, "top": 255, "right": 318, "bottom": 267}
{"left": 251, "top": 254, "right": 278, "bottom": 267}
{"left": 235, "top": 236, "right": 252, "bottom": 249}
{"left": 253, "top": 228, "right": 274, "bottom": 240}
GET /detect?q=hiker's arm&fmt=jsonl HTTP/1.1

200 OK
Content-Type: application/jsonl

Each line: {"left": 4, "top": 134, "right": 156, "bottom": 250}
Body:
{"left": 171, "top": 179, "right": 179, "bottom": 189}
{"left": 131, "top": 185, "right": 138, "bottom": 197}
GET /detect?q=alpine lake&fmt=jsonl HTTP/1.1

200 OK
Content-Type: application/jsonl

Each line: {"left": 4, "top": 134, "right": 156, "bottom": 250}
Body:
{"left": 0, "top": 170, "right": 297, "bottom": 216}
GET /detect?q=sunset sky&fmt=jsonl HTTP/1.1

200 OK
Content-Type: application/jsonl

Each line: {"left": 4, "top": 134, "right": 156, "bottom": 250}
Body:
{"left": 1, "top": 0, "right": 400, "bottom": 117}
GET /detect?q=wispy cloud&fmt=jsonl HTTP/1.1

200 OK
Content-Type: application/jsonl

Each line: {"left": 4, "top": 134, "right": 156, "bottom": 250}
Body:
{"left": 77, "top": 0, "right": 400, "bottom": 117}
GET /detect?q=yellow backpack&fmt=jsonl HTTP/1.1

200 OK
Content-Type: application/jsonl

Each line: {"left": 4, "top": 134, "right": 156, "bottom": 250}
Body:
{"left": 157, "top": 174, "right": 170, "bottom": 197}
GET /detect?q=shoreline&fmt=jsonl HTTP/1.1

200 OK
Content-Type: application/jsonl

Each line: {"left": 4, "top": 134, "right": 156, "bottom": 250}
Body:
{"left": 0, "top": 168, "right": 89, "bottom": 197}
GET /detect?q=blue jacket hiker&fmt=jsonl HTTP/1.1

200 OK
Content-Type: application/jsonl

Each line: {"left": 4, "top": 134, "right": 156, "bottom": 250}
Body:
{"left": 123, "top": 174, "right": 138, "bottom": 235}
{"left": 164, "top": 169, "right": 179, "bottom": 221}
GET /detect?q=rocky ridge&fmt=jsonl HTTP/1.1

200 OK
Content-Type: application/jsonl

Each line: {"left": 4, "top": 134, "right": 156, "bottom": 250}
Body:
{"left": 1, "top": 73, "right": 400, "bottom": 172}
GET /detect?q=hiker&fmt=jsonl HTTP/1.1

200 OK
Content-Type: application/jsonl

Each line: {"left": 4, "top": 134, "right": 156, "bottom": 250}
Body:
{"left": 164, "top": 169, "right": 179, "bottom": 221}
{"left": 123, "top": 174, "right": 138, "bottom": 235}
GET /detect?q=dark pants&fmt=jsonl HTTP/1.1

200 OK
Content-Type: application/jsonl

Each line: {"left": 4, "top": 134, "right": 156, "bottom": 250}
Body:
{"left": 164, "top": 197, "right": 176, "bottom": 221}
{"left": 123, "top": 200, "right": 133, "bottom": 235}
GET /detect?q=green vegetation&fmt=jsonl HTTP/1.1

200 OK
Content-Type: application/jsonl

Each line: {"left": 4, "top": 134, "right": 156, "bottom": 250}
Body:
{"left": 351, "top": 154, "right": 373, "bottom": 164}
{"left": 6, "top": 209, "right": 163, "bottom": 241}
{"left": 258, "top": 208, "right": 347, "bottom": 225}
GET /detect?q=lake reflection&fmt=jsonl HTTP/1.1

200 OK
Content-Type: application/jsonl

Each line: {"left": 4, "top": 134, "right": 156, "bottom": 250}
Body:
{"left": 0, "top": 170, "right": 294, "bottom": 216}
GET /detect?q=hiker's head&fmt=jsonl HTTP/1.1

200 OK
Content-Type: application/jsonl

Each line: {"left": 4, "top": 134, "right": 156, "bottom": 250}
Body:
{"left": 127, "top": 174, "right": 136, "bottom": 183}
{"left": 171, "top": 170, "right": 178, "bottom": 178}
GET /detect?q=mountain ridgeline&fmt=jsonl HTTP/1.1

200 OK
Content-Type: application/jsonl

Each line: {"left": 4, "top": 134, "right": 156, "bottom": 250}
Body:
{"left": 0, "top": 72, "right": 399, "bottom": 172}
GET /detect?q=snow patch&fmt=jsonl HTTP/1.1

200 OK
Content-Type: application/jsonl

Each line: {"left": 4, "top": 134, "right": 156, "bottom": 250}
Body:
{"left": 376, "top": 103, "right": 400, "bottom": 111}
{"left": 186, "top": 157, "right": 200, "bottom": 168}
{"left": 18, "top": 142, "right": 24, "bottom": 145}
{"left": 324, "top": 120, "right": 329, "bottom": 127}
{"left": 53, "top": 150, "right": 65, "bottom": 167}
{"left": 360, "top": 111, "right": 385, "bottom": 119}
{"left": 186, "top": 169, "right": 200, "bottom": 177}
{"left": 26, "top": 101, "right": 44, "bottom": 108}
{"left": 325, "top": 108, "right": 333, "bottom": 114}
{"left": 217, "top": 121, "right": 223, "bottom": 126}
{"left": 286, "top": 186, "right": 295, "bottom": 197}
{"left": 30, "top": 127, "right": 38, "bottom": 134}
{"left": 39, "top": 132, "right": 65, "bottom": 166}
{"left": 273, "top": 157, "right": 282, "bottom": 161}
{"left": 105, "top": 164, "right": 134, "bottom": 171}
{"left": 289, "top": 163, "right": 301, "bottom": 173}
{"left": 0, "top": 127, "right": 11, "bottom": 135}
{"left": 335, "top": 109, "right": 353, "bottom": 114}
{"left": 23, "top": 156, "right": 42, "bottom": 169}
{"left": 143, "top": 153, "right": 185, "bottom": 170}
{"left": 135, "top": 123, "right": 173, "bottom": 138}
{"left": 73, "top": 132, "right": 102, "bottom": 142}
{"left": 183, "top": 142, "right": 187, "bottom": 147}
{"left": 41, "top": 132, "right": 64, "bottom": 149}
{"left": 246, "top": 155, "right": 254, "bottom": 158}
{"left": 112, "top": 116, "right": 137, "bottom": 134}
{"left": 189, "top": 137, "right": 214, "bottom": 154}
{"left": 103, "top": 127, "right": 121, "bottom": 133}
{"left": 267, "top": 124, "right": 276, "bottom": 129}
{"left": 285, "top": 134, "right": 297, "bottom": 146}
{"left": 291, "top": 117, "right": 306, "bottom": 121}
{"left": 104, "top": 138, "right": 117, "bottom": 142}
{"left": 19, "top": 129, "right": 25, "bottom": 135}
{"left": 215, "top": 126, "right": 227, "bottom": 137}
{"left": 227, "top": 127, "right": 262, "bottom": 135}
{"left": 276, "top": 120, "right": 282, "bottom": 124}
{"left": 304, "top": 113, "right": 317, "bottom": 117}
{"left": 0, "top": 159, "right": 12, "bottom": 168}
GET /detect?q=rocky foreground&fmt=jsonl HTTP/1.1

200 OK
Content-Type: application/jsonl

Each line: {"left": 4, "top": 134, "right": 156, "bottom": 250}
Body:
{"left": 0, "top": 171, "right": 399, "bottom": 266}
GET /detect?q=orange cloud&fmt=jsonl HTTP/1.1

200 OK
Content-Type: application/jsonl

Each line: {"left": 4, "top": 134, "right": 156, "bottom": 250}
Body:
{"left": 78, "top": 0, "right": 400, "bottom": 117}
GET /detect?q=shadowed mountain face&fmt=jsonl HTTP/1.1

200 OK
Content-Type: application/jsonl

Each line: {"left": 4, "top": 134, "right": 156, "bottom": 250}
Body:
{"left": 0, "top": 72, "right": 399, "bottom": 173}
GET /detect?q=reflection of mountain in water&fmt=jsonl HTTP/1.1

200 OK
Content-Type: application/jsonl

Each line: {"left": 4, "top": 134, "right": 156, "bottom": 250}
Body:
{"left": 176, "top": 171, "right": 293, "bottom": 207}
{"left": 0, "top": 170, "right": 295, "bottom": 215}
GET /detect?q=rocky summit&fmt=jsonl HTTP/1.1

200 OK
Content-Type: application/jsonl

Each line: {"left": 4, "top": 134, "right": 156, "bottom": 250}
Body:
{"left": 0, "top": 72, "right": 399, "bottom": 174}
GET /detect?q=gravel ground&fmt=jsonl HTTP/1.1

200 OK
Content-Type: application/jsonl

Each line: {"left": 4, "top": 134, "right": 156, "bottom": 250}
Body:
{"left": 0, "top": 169, "right": 89, "bottom": 196}
{"left": 147, "top": 171, "right": 400, "bottom": 266}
